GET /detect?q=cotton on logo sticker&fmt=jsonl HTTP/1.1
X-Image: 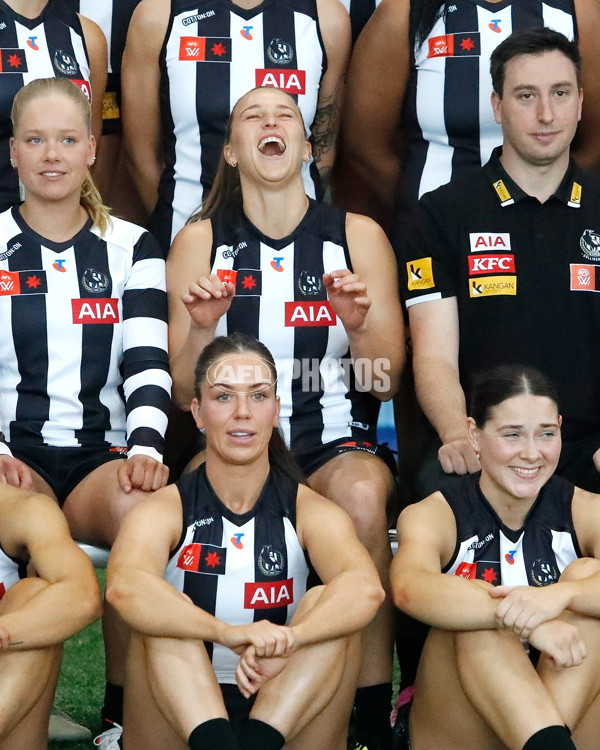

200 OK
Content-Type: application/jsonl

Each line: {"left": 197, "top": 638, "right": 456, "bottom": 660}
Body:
{"left": 255, "top": 69, "right": 306, "bottom": 94}
{"left": 72, "top": 298, "right": 119, "bottom": 324}
{"left": 244, "top": 579, "right": 293, "bottom": 609}
{"left": 468, "top": 255, "right": 515, "bottom": 275}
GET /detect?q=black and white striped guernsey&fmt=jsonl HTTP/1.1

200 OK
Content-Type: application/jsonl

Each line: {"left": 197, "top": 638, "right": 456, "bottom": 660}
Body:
{"left": 167, "top": 464, "right": 310, "bottom": 683}
{"left": 443, "top": 473, "right": 580, "bottom": 587}
{"left": 339, "top": 0, "right": 382, "bottom": 44}
{"left": 210, "top": 200, "right": 381, "bottom": 453}
{"left": 151, "top": 0, "right": 325, "bottom": 251}
{"left": 401, "top": 0, "right": 576, "bottom": 207}
{"left": 0, "top": 208, "right": 171, "bottom": 462}
{"left": 0, "top": 0, "right": 91, "bottom": 211}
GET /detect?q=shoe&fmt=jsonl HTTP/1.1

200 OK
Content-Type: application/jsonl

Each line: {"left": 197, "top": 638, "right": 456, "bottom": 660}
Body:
{"left": 48, "top": 705, "right": 92, "bottom": 741}
{"left": 93, "top": 720, "right": 123, "bottom": 748}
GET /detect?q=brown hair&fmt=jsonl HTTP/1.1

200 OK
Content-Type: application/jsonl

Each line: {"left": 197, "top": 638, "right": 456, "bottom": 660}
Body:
{"left": 188, "top": 87, "right": 306, "bottom": 223}
{"left": 11, "top": 77, "right": 111, "bottom": 235}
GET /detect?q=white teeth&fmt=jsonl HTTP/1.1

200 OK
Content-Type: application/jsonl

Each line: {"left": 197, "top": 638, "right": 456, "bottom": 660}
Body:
{"left": 258, "top": 136, "right": 285, "bottom": 152}
{"left": 231, "top": 432, "right": 251, "bottom": 436}
{"left": 43, "top": 172, "right": 61, "bottom": 177}
{"left": 512, "top": 467, "right": 538, "bottom": 476}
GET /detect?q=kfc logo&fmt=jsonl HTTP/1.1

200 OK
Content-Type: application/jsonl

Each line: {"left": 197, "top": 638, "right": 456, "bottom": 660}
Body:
{"left": 468, "top": 254, "right": 515, "bottom": 275}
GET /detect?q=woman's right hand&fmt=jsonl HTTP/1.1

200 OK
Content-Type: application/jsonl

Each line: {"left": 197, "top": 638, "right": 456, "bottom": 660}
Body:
{"left": 527, "top": 619, "right": 587, "bottom": 669}
{"left": 0, "top": 455, "right": 33, "bottom": 490}
{"left": 220, "top": 620, "right": 295, "bottom": 658}
{"left": 181, "top": 275, "right": 236, "bottom": 329}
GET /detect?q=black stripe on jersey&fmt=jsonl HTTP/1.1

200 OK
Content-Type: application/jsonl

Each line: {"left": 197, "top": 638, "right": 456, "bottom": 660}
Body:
{"left": 288, "top": 227, "right": 327, "bottom": 450}
{"left": 47, "top": 13, "right": 86, "bottom": 80}
{"left": 122, "top": 346, "right": 170, "bottom": 377}
{"left": 523, "top": 524, "right": 560, "bottom": 587}
{"left": 132, "top": 230, "right": 165, "bottom": 263}
{"left": 74, "top": 235, "right": 114, "bottom": 444}
{"left": 122, "top": 288, "right": 168, "bottom": 322}
{"left": 0, "top": 16, "right": 23, "bottom": 210}
{"left": 252, "top": 485, "right": 290, "bottom": 625}
{"left": 473, "top": 534, "right": 501, "bottom": 586}
{"left": 226, "top": 221, "right": 261, "bottom": 338}
{"left": 126, "top": 384, "right": 171, "bottom": 416}
{"left": 348, "top": 0, "right": 376, "bottom": 44}
{"left": 194, "top": 5, "right": 231, "bottom": 196}
{"left": 511, "top": 1, "right": 544, "bottom": 29}
{"left": 262, "top": 1, "right": 299, "bottom": 101}
{"left": 445, "top": 3, "right": 481, "bottom": 176}
{"left": 128, "top": 425, "right": 164, "bottom": 453}
{"left": 7, "top": 235, "right": 49, "bottom": 445}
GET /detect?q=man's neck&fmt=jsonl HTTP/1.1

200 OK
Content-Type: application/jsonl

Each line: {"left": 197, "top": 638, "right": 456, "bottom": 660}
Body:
{"left": 499, "top": 148, "right": 570, "bottom": 204}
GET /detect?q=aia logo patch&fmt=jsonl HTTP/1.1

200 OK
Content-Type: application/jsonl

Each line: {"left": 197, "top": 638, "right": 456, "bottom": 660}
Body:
{"left": 285, "top": 301, "right": 337, "bottom": 327}
{"left": 244, "top": 579, "right": 293, "bottom": 609}
{"left": 70, "top": 79, "right": 92, "bottom": 102}
{"left": 71, "top": 298, "right": 119, "bottom": 324}
{"left": 177, "top": 543, "right": 227, "bottom": 575}
{"left": 255, "top": 69, "right": 306, "bottom": 95}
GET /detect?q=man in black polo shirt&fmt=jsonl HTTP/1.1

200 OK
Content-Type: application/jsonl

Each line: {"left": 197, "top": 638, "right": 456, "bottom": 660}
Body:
{"left": 399, "top": 27, "right": 600, "bottom": 497}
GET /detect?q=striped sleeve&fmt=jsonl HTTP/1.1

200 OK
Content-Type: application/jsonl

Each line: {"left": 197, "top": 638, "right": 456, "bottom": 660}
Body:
{"left": 122, "top": 230, "right": 171, "bottom": 461}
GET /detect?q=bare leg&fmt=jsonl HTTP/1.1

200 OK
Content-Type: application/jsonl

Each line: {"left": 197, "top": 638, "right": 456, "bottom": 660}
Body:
{"left": 123, "top": 633, "right": 227, "bottom": 750}
{"left": 0, "top": 578, "right": 62, "bottom": 750}
{"left": 308, "top": 452, "right": 394, "bottom": 688}
{"left": 251, "top": 586, "right": 360, "bottom": 750}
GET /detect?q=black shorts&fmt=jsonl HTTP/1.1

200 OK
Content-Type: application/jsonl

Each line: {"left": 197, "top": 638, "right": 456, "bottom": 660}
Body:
{"left": 220, "top": 683, "right": 256, "bottom": 734}
{"left": 101, "top": 75, "right": 122, "bottom": 135}
{"left": 292, "top": 436, "right": 397, "bottom": 479}
{"left": 8, "top": 443, "right": 127, "bottom": 504}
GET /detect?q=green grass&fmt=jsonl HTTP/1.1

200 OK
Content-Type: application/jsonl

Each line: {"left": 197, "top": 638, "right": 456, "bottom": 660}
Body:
{"left": 50, "top": 570, "right": 106, "bottom": 750}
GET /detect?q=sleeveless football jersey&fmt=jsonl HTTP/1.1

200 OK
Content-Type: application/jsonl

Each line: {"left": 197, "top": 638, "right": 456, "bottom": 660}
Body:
{"left": 400, "top": 0, "right": 576, "bottom": 206}
{"left": 0, "top": 0, "right": 91, "bottom": 210}
{"left": 338, "top": 0, "right": 383, "bottom": 43}
{"left": 151, "top": 0, "right": 325, "bottom": 251}
{"left": 0, "top": 208, "right": 170, "bottom": 461}
{"left": 210, "top": 200, "right": 381, "bottom": 452}
{"left": 167, "top": 464, "right": 310, "bottom": 683}
{"left": 443, "top": 474, "right": 580, "bottom": 587}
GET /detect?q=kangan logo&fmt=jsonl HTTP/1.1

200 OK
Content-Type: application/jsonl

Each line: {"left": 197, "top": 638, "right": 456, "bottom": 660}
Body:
{"left": 580, "top": 229, "right": 600, "bottom": 260}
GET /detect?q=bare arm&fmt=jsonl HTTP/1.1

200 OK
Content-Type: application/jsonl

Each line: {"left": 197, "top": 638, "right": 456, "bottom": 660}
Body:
{"left": 79, "top": 14, "right": 108, "bottom": 145}
{"left": 292, "top": 486, "right": 384, "bottom": 647}
{"left": 311, "top": 0, "right": 351, "bottom": 189}
{"left": 340, "top": 0, "right": 409, "bottom": 221}
{"left": 106, "top": 488, "right": 294, "bottom": 656}
{"left": 331, "top": 212, "right": 404, "bottom": 399}
{"left": 0, "top": 489, "right": 101, "bottom": 648}
{"left": 571, "top": 0, "right": 600, "bottom": 171}
{"left": 121, "top": 0, "right": 168, "bottom": 213}
{"left": 167, "top": 220, "right": 232, "bottom": 409}
{"left": 409, "top": 298, "right": 480, "bottom": 474}
{"left": 391, "top": 494, "right": 500, "bottom": 630}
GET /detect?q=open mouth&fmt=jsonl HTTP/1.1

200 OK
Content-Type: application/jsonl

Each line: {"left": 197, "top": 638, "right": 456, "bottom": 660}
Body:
{"left": 258, "top": 136, "right": 286, "bottom": 156}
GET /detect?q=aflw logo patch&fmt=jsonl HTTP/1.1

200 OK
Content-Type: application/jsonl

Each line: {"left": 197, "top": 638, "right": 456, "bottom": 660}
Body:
{"left": 0, "top": 269, "right": 47, "bottom": 296}
{"left": 72, "top": 298, "right": 119, "bottom": 324}
{"left": 244, "top": 579, "right": 293, "bottom": 609}
{"left": 285, "top": 301, "right": 336, "bottom": 327}
{"left": 255, "top": 69, "right": 306, "bottom": 94}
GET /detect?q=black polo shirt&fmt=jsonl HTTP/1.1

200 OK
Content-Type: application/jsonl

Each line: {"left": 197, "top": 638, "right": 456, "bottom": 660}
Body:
{"left": 399, "top": 147, "right": 600, "bottom": 442}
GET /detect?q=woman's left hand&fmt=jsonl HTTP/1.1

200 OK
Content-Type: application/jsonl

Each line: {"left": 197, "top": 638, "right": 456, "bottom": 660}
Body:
{"left": 235, "top": 645, "right": 289, "bottom": 698}
{"left": 117, "top": 455, "right": 169, "bottom": 493}
{"left": 490, "top": 584, "right": 571, "bottom": 640}
{"left": 323, "top": 269, "right": 371, "bottom": 332}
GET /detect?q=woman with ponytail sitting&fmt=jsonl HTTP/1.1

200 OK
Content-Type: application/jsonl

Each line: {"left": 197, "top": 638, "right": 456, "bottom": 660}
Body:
{"left": 0, "top": 76, "right": 171, "bottom": 745}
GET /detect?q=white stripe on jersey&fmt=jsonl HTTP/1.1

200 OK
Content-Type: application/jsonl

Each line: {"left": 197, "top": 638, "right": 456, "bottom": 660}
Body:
{"left": 542, "top": 5, "right": 575, "bottom": 36}
{"left": 320, "top": 240, "right": 352, "bottom": 444}
{"left": 41, "top": 245, "right": 85, "bottom": 446}
{"left": 498, "top": 530, "right": 527, "bottom": 586}
{"left": 69, "top": 25, "right": 91, "bottom": 81}
{"left": 229, "top": 12, "right": 265, "bottom": 107}
{"left": 551, "top": 528, "right": 578, "bottom": 571}
{"left": 415, "top": 15, "right": 452, "bottom": 199}
{"left": 15, "top": 22, "right": 51, "bottom": 84}
{"left": 79, "top": 0, "right": 114, "bottom": 73}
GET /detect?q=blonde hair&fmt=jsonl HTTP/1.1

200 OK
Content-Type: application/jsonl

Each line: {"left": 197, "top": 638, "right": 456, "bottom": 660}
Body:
{"left": 11, "top": 77, "right": 111, "bottom": 235}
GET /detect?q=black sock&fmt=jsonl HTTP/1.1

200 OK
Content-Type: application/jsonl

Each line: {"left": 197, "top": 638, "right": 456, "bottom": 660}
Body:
{"left": 101, "top": 682, "right": 124, "bottom": 728}
{"left": 354, "top": 683, "right": 393, "bottom": 748}
{"left": 189, "top": 718, "right": 241, "bottom": 750}
{"left": 240, "top": 719, "right": 285, "bottom": 750}
{"left": 523, "top": 726, "right": 575, "bottom": 750}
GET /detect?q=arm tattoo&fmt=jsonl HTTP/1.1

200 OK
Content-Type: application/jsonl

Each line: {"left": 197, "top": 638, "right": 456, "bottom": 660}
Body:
{"left": 310, "top": 75, "right": 345, "bottom": 184}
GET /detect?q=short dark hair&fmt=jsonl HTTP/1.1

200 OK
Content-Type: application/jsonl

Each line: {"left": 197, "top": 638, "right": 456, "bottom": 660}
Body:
{"left": 490, "top": 27, "right": 581, "bottom": 97}
{"left": 469, "top": 365, "right": 559, "bottom": 427}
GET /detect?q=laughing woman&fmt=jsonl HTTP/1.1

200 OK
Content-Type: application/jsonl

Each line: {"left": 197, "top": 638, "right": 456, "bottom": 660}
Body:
{"left": 0, "top": 76, "right": 171, "bottom": 745}
{"left": 167, "top": 86, "right": 404, "bottom": 748}
{"left": 392, "top": 365, "right": 600, "bottom": 750}
{"left": 107, "top": 333, "right": 384, "bottom": 750}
